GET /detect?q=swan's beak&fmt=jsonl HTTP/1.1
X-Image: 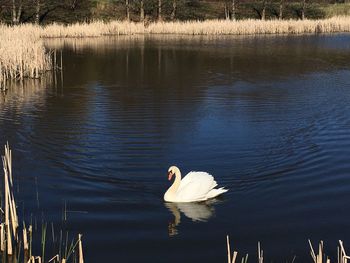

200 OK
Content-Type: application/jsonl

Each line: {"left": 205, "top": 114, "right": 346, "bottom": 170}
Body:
{"left": 168, "top": 171, "right": 173, "bottom": 181}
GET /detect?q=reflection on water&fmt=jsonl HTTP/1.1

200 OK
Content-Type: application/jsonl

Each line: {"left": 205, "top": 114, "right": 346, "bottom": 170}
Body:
{"left": 165, "top": 200, "right": 218, "bottom": 236}
{"left": 0, "top": 76, "right": 53, "bottom": 105}
{"left": 45, "top": 34, "right": 350, "bottom": 83}
{"left": 0, "top": 75, "right": 58, "bottom": 126}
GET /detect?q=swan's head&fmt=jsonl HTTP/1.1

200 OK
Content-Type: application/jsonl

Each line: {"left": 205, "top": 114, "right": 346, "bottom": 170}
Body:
{"left": 167, "top": 166, "right": 180, "bottom": 180}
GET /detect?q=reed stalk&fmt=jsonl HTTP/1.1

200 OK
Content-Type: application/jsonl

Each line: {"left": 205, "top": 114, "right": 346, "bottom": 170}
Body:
{"left": 78, "top": 234, "right": 83, "bottom": 263}
{"left": 39, "top": 17, "right": 350, "bottom": 37}
{"left": 226, "top": 236, "right": 350, "bottom": 263}
{"left": 0, "top": 25, "right": 52, "bottom": 90}
{"left": 0, "top": 143, "right": 85, "bottom": 263}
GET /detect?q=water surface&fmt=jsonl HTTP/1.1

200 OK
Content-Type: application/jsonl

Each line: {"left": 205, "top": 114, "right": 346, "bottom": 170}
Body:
{"left": 1, "top": 34, "right": 350, "bottom": 262}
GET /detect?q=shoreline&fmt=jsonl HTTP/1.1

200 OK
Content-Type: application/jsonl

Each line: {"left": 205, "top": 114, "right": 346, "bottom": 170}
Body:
{"left": 41, "top": 17, "right": 350, "bottom": 38}
{"left": 1, "top": 17, "right": 350, "bottom": 86}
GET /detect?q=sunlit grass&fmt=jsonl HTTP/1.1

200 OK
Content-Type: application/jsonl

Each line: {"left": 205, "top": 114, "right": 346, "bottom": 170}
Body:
{"left": 40, "top": 17, "right": 350, "bottom": 37}
{"left": 0, "top": 24, "right": 52, "bottom": 90}
{"left": 145, "top": 17, "right": 350, "bottom": 35}
{"left": 226, "top": 235, "right": 350, "bottom": 263}
{"left": 41, "top": 21, "right": 145, "bottom": 37}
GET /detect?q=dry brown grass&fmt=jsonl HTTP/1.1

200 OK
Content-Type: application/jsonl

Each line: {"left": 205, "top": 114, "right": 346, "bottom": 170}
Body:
{"left": 41, "top": 21, "right": 145, "bottom": 37}
{"left": 39, "top": 17, "right": 350, "bottom": 37}
{"left": 0, "top": 143, "right": 85, "bottom": 263}
{"left": 145, "top": 17, "right": 350, "bottom": 35}
{"left": 226, "top": 235, "right": 350, "bottom": 263}
{"left": 0, "top": 24, "right": 52, "bottom": 90}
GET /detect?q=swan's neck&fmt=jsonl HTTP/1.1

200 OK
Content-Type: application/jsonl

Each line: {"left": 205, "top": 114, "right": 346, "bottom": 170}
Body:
{"left": 164, "top": 170, "right": 181, "bottom": 202}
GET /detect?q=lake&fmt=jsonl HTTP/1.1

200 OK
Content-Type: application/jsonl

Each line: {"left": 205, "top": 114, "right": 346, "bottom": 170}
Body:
{"left": 1, "top": 34, "right": 350, "bottom": 262}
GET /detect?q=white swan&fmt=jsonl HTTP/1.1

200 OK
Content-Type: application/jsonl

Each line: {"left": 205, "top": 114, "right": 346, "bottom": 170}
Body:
{"left": 164, "top": 166, "right": 228, "bottom": 203}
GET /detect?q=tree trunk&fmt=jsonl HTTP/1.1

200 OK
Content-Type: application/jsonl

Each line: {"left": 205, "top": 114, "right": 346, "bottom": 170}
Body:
{"left": 171, "top": 0, "right": 176, "bottom": 20}
{"left": 140, "top": 0, "right": 144, "bottom": 22}
{"left": 224, "top": 2, "right": 229, "bottom": 20}
{"left": 301, "top": 0, "right": 306, "bottom": 20}
{"left": 12, "top": 0, "right": 22, "bottom": 24}
{"left": 35, "top": 0, "right": 40, "bottom": 24}
{"left": 261, "top": 0, "right": 266, "bottom": 20}
{"left": 12, "top": 0, "right": 16, "bottom": 24}
{"left": 126, "top": 0, "right": 130, "bottom": 21}
{"left": 158, "top": 0, "right": 162, "bottom": 21}
{"left": 279, "top": 0, "right": 283, "bottom": 20}
{"left": 231, "top": 0, "right": 235, "bottom": 20}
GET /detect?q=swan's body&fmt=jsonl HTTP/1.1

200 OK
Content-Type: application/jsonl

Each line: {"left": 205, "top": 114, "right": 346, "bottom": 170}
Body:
{"left": 164, "top": 166, "right": 228, "bottom": 203}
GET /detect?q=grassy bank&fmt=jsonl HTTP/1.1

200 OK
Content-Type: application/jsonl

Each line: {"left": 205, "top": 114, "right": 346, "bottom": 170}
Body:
{"left": 41, "top": 17, "right": 350, "bottom": 37}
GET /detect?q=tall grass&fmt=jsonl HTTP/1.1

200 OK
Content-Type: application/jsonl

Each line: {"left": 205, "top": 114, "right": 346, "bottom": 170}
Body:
{"left": 145, "top": 17, "right": 350, "bottom": 35}
{"left": 0, "top": 24, "right": 52, "bottom": 90}
{"left": 40, "top": 17, "right": 350, "bottom": 37}
{"left": 226, "top": 235, "right": 350, "bottom": 263}
{"left": 41, "top": 21, "right": 145, "bottom": 38}
{"left": 0, "top": 143, "right": 84, "bottom": 263}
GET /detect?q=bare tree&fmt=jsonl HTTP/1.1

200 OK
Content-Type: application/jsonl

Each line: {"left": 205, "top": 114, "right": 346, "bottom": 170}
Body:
{"left": 301, "top": 0, "right": 306, "bottom": 20}
{"left": 70, "top": 0, "right": 78, "bottom": 10}
{"left": 261, "top": 0, "right": 266, "bottom": 20}
{"left": 158, "top": 0, "right": 162, "bottom": 21}
{"left": 140, "top": 0, "right": 144, "bottom": 22}
{"left": 170, "top": 0, "right": 176, "bottom": 20}
{"left": 12, "top": 0, "right": 22, "bottom": 24}
{"left": 231, "top": 0, "right": 236, "bottom": 20}
{"left": 126, "top": 0, "right": 130, "bottom": 21}
{"left": 224, "top": 1, "right": 229, "bottom": 20}
{"left": 278, "top": 0, "right": 283, "bottom": 20}
{"left": 35, "top": 0, "right": 40, "bottom": 24}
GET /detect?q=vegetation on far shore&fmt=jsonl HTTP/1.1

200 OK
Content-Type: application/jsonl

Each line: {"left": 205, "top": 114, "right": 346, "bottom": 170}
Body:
{"left": 41, "top": 16, "right": 350, "bottom": 36}
{"left": 2, "top": 14, "right": 350, "bottom": 88}
{"left": 1, "top": 0, "right": 350, "bottom": 24}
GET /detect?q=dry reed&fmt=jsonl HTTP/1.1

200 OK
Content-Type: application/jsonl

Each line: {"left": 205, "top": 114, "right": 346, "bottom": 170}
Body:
{"left": 227, "top": 235, "right": 350, "bottom": 263}
{"left": 0, "top": 24, "right": 53, "bottom": 90}
{"left": 0, "top": 143, "right": 85, "bottom": 263}
{"left": 41, "top": 21, "right": 145, "bottom": 38}
{"left": 39, "top": 16, "right": 350, "bottom": 38}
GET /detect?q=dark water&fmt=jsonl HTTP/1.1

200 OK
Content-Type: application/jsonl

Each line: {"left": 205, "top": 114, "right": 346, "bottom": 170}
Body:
{"left": 1, "top": 34, "right": 350, "bottom": 262}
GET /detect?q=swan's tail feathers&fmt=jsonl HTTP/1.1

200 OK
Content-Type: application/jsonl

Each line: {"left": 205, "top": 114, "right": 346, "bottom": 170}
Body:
{"left": 206, "top": 187, "right": 228, "bottom": 199}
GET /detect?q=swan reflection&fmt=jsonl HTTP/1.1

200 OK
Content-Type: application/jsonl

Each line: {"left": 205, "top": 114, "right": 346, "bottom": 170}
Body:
{"left": 165, "top": 199, "right": 220, "bottom": 236}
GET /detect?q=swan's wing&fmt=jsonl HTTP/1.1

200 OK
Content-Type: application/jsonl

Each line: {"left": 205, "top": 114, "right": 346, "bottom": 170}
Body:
{"left": 178, "top": 171, "right": 217, "bottom": 192}
{"left": 176, "top": 171, "right": 217, "bottom": 202}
